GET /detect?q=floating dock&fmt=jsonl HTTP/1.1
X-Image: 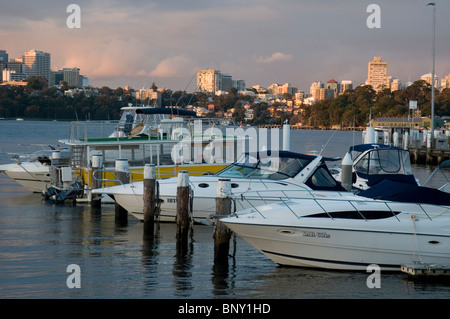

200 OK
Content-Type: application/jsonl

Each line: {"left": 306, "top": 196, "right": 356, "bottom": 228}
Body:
{"left": 401, "top": 264, "right": 450, "bottom": 280}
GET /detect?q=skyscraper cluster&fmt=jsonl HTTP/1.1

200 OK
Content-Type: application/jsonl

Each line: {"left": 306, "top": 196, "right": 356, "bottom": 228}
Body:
{"left": 0, "top": 49, "right": 88, "bottom": 87}
{"left": 197, "top": 69, "right": 245, "bottom": 93}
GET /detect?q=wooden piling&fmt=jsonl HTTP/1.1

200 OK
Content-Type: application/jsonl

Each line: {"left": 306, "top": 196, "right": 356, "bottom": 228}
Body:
{"left": 176, "top": 171, "right": 190, "bottom": 246}
{"left": 214, "top": 178, "right": 232, "bottom": 265}
{"left": 90, "top": 154, "right": 102, "bottom": 209}
{"left": 143, "top": 164, "right": 156, "bottom": 236}
{"left": 115, "top": 159, "right": 129, "bottom": 225}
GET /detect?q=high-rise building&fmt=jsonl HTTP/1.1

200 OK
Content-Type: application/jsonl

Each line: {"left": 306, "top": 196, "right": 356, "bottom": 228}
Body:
{"left": 22, "top": 49, "right": 51, "bottom": 83}
{"left": 390, "top": 78, "right": 402, "bottom": 92}
{"left": 340, "top": 80, "right": 353, "bottom": 93}
{"left": 0, "top": 50, "right": 8, "bottom": 65}
{"left": 63, "top": 67, "right": 80, "bottom": 87}
{"left": 8, "top": 59, "right": 25, "bottom": 73}
{"left": 325, "top": 78, "right": 339, "bottom": 97}
{"left": 420, "top": 73, "right": 439, "bottom": 89}
{"left": 0, "top": 50, "right": 8, "bottom": 82}
{"left": 367, "top": 56, "right": 388, "bottom": 92}
{"left": 233, "top": 79, "right": 246, "bottom": 92}
{"left": 197, "top": 69, "right": 221, "bottom": 93}
{"left": 310, "top": 81, "right": 323, "bottom": 99}
{"left": 441, "top": 74, "right": 450, "bottom": 91}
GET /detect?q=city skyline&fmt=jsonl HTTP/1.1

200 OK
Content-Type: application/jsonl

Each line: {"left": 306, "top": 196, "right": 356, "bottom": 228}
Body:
{"left": 1, "top": 1, "right": 450, "bottom": 92}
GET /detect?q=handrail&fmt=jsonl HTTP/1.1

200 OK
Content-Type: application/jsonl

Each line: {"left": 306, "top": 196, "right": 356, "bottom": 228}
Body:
{"left": 235, "top": 190, "right": 449, "bottom": 221}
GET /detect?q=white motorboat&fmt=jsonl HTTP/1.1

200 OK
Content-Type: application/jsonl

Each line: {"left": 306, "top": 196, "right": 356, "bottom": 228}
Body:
{"left": 222, "top": 183, "right": 450, "bottom": 271}
{"left": 93, "top": 150, "right": 349, "bottom": 222}
{"left": 0, "top": 147, "right": 70, "bottom": 192}
{"left": 331, "top": 143, "right": 417, "bottom": 191}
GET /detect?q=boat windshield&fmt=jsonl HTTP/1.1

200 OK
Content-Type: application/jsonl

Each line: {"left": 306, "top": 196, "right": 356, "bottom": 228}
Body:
{"left": 354, "top": 148, "right": 413, "bottom": 176}
{"left": 217, "top": 153, "right": 311, "bottom": 180}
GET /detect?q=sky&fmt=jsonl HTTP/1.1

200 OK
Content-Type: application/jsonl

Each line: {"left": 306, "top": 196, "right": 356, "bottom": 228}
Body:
{"left": 1, "top": 0, "right": 449, "bottom": 92}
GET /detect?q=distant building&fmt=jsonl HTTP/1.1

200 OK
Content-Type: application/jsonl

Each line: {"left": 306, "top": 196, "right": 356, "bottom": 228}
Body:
{"left": 367, "top": 56, "right": 388, "bottom": 92}
{"left": 2, "top": 69, "right": 28, "bottom": 82}
{"left": 22, "top": 49, "right": 51, "bottom": 83}
{"left": 80, "top": 75, "right": 89, "bottom": 87}
{"left": 309, "top": 81, "right": 323, "bottom": 99}
{"left": 340, "top": 80, "right": 352, "bottom": 93}
{"left": 8, "top": 59, "right": 25, "bottom": 74}
{"left": 222, "top": 74, "right": 232, "bottom": 92}
{"left": 442, "top": 74, "right": 450, "bottom": 90}
{"left": 0, "top": 50, "right": 8, "bottom": 64}
{"left": 135, "top": 88, "right": 162, "bottom": 107}
{"left": 325, "top": 78, "right": 339, "bottom": 97}
{"left": 268, "top": 82, "right": 297, "bottom": 96}
{"left": 63, "top": 67, "right": 80, "bottom": 87}
{"left": 390, "top": 78, "right": 402, "bottom": 92}
{"left": 233, "top": 79, "right": 246, "bottom": 91}
{"left": 197, "top": 69, "right": 222, "bottom": 93}
{"left": 421, "top": 73, "right": 439, "bottom": 89}
{"left": 197, "top": 69, "right": 245, "bottom": 94}
{"left": 0, "top": 50, "right": 8, "bottom": 82}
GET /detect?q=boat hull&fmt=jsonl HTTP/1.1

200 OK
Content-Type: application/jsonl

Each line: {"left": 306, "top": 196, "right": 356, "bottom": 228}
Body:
{"left": 0, "top": 163, "right": 50, "bottom": 192}
{"left": 222, "top": 201, "right": 450, "bottom": 271}
{"left": 106, "top": 178, "right": 337, "bottom": 222}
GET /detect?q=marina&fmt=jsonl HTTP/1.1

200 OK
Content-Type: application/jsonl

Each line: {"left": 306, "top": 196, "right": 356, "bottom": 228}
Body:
{"left": 2, "top": 120, "right": 450, "bottom": 299}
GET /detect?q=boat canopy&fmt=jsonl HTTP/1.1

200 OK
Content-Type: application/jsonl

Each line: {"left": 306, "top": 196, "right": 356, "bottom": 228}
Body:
{"left": 216, "top": 151, "right": 316, "bottom": 180}
{"left": 358, "top": 180, "right": 450, "bottom": 206}
{"left": 351, "top": 144, "right": 416, "bottom": 186}
{"left": 216, "top": 150, "right": 345, "bottom": 191}
{"left": 135, "top": 107, "right": 197, "bottom": 117}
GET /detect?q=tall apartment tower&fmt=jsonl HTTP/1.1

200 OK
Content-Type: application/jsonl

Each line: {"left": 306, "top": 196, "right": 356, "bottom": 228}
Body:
{"left": 340, "top": 80, "right": 353, "bottom": 93}
{"left": 22, "top": 49, "right": 51, "bottom": 83}
{"left": 367, "top": 56, "right": 388, "bottom": 92}
{"left": 197, "top": 69, "right": 222, "bottom": 93}
{"left": 63, "top": 67, "right": 80, "bottom": 87}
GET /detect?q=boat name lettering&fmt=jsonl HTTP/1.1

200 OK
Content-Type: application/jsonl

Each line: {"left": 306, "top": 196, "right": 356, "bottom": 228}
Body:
{"left": 302, "top": 231, "right": 330, "bottom": 238}
{"left": 167, "top": 198, "right": 176, "bottom": 203}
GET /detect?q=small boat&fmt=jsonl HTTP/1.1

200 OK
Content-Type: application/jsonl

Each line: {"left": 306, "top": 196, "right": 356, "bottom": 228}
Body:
{"left": 92, "top": 150, "right": 349, "bottom": 223}
{"left": 222, "top": 184, "right": 450, "bottom": 271}
{"left": 0, "top": 147, "right": 70, "bottom": 192}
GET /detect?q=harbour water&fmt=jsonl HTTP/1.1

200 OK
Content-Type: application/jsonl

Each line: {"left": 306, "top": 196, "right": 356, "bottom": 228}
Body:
{"left": 1, "top": 120, "right": 450, "bottom": 300}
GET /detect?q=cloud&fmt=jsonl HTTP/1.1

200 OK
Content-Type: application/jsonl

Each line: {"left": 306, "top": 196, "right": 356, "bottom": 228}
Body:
{"left": 254, "top": 52, "right": 293, "bottom": 63}
{"left": 148, "top": 56, "right": 195, "bottom": 78}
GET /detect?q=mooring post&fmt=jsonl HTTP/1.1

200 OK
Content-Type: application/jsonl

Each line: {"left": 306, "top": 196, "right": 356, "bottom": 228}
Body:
{"left": 115, "top": 158, "right": 129, "bottom": 225}
{"left": 214, "top": 178, "right": 232, "bottom": 265}
{"left": 143, "top": 164, "right": 156, "bottom": 236}
{"left": 176, "top": 171, "right": 190, "bottom": 245}
{"left": 91, "top": 154, "right": 103, "bottom": 209}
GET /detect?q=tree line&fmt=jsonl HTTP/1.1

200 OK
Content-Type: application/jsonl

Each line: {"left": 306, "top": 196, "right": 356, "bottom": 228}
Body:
{"left": 0, "top": 77, "right": 449, "bottom": 128}
{"left": 292, "top": 80, "right": 450, "bottom": 128}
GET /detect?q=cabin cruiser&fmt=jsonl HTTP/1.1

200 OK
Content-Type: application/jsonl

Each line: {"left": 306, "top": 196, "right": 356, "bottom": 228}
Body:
{"left": 92, "top": 150, "right": 351, "bottom": 222}
{"left": 221, "top": 183, "right": 450, "bottom": 271}
{"left": 331, "top": 143, "right": 417, "bottom": 191}
{"left": 44, "top": 106, "right": 246, "bottom": 202}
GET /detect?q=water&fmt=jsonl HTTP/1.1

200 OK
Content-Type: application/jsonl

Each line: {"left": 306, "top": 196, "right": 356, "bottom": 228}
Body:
{"left": 1, "top": 120, "right": 450, "bottom": 300}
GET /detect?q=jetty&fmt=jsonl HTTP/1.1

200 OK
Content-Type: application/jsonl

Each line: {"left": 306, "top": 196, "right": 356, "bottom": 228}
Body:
{"left": 362, "top": 125, "right": 450, "bottom": 165}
